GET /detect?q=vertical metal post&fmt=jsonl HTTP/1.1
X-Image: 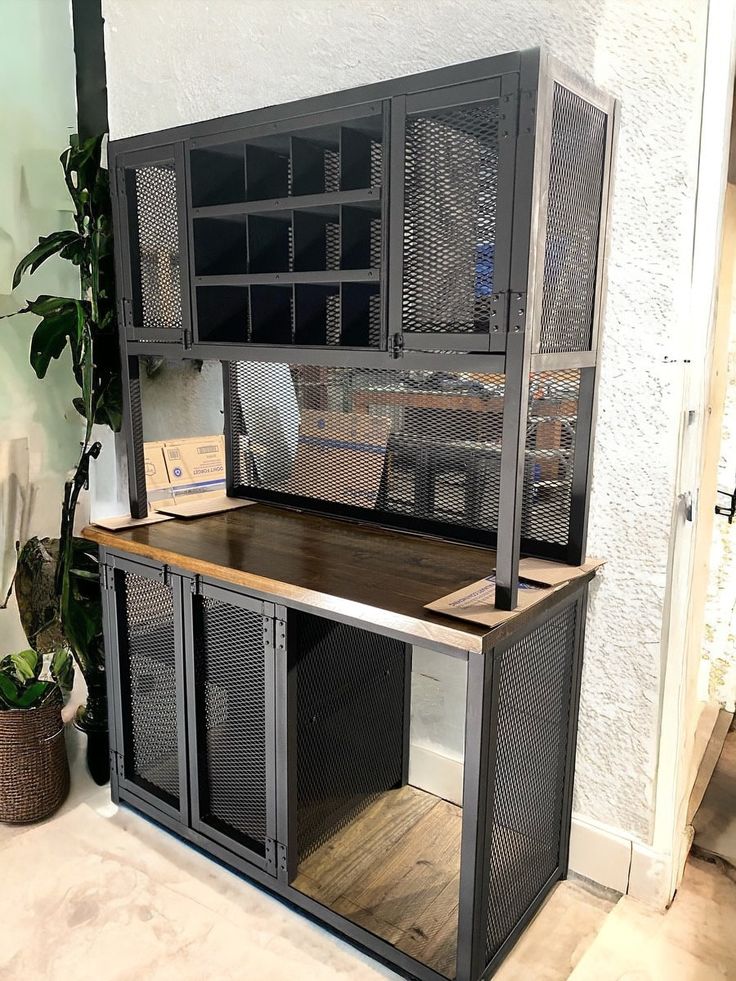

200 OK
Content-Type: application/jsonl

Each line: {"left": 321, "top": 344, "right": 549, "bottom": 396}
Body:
{"left": 401, "top": 643, "right": 413, "bottom": 786}
{"left": 171, "top": 571, "right": 190, "bottom": 824}
{"left": 121, "top": 353, "right": 148, "bottom": 518}
{"left": 222, "top": 361, "right": 235, "bottom": 496}
{"left": 495, "top": 51, "right": 543, "bottom": 610}
{"left": 182, "top": 573, "right": 200, "bottom": 828}
{"left": 558, "top": 585, "right": 588, "bottom": 875}
{"left": 274, "top": 605, "right": 297, "bottom": 882}
{"left": 456, "top": 649, "right": 497, "bottom": 981}
{"left": 566, "top": 367, "right": 597, "bottom": 564}
{"left": 99, "top": 547, "right": 120, "bottom": 802}
{"left": 386, "top": 94, "right": 407, "bottom": 349}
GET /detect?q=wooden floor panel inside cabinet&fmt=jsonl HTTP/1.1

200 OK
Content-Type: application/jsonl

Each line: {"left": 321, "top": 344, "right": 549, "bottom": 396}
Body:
{"left": 292, "top": 785, "right": 462, "bottom": 979}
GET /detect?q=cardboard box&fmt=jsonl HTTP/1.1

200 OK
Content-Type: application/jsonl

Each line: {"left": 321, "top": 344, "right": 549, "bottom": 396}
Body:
{"left": 162, "top": 435, "right": 226, "bottom": 491}
{"left": 425, "top": 557, "right": 604, "bottom": 630}
{"left": 287, "top": 409, "right": 391, "bottom": 508}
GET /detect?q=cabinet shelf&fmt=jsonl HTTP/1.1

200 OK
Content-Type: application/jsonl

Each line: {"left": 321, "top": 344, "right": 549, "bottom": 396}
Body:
{"left": 191, "top": 186, "right": 381, "bottom": 219}
{"left": 194, "top": 270, "right": 378, "bottom": 286}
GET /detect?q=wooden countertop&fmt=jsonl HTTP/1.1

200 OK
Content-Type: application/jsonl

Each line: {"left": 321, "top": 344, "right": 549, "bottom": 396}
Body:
{"left": 82, "top": 505, "right": 589, "bottom": 656}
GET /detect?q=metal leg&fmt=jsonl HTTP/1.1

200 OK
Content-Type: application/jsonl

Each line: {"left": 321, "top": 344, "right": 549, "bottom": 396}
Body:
{"left": 121, "top": 353, "right": 148, "bottom": 518}
{"left": 456, "top": 649, "right": 496, "bottom": 981}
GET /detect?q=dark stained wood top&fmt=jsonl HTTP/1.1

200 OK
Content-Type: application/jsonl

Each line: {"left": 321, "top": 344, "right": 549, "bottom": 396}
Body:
{"left": 82, "top": 504, "right": 590, "bottom": 655}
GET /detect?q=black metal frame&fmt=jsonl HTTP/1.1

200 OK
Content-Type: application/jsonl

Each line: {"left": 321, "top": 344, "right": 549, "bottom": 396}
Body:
{"left": 100, "top": 543, "right": 590, "bottom": 981}
{"left": 108, "top": 46, "right": 616, "bottom": 610}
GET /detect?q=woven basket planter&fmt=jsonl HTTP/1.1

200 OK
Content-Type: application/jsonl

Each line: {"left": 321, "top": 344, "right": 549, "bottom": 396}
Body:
{"left": 0, "top": 690, "right": 70, "bottom": 824}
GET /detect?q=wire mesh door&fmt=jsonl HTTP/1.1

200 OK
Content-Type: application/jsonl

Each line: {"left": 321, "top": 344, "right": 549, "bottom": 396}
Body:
{"left": 115, "top": 143, "right": 190, "bottom": 343}
{"left": 184, "top": 581, "right": 277, "bottom": 872}
{"left": 392, "top": 78, "right": 513, "bottom": 353}
{"left": 109, "top": 558, "right": 189, "bottom": 823}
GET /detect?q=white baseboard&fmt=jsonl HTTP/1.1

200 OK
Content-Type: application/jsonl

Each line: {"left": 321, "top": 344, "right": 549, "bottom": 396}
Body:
{"left": 570, "top": 814, "right": 674, "bottom": 907}
{"left": 408, "top": 742, "right": 464, "bottom": 806}
{"left": 409, "top": 745, "right": 674, "bottom": 907}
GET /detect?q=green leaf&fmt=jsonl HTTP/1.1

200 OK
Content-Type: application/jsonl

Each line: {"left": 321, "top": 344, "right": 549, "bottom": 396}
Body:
{"left": 15, "top": 680, "right": 52, "bottom": 709}
{"left": 9, "top": 649, "right": 38, "bottom": 682}
{"left": 51, "top": 649, "right": 74, "bottom": 693}
{"left": 0, "top": 674, "right": 20, "bottom": 708}
{"left": 11, "top": 231, "right": 81, "bottom": 289}
{"left": 28, "top": 297, "right": 86, "bottom": 379}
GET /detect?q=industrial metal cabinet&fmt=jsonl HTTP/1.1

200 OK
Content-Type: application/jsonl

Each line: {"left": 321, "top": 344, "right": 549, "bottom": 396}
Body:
{"left": 100, "top": 43, "right": 615, "bottom": 981}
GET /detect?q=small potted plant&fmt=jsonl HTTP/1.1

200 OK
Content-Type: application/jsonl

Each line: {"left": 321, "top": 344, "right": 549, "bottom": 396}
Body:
{"left": 0, "top": 648, "right": 73, "bottom": 824}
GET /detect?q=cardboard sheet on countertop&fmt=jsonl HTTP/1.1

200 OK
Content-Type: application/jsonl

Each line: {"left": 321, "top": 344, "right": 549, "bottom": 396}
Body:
{"left": 152, "top": 493, "right": 256, "bottom": 519}
{"left": 91, "top": 511, "right": 175, "bottom": 531}
{"left": 425, "top": 557, "right": 604, "bottom": 629}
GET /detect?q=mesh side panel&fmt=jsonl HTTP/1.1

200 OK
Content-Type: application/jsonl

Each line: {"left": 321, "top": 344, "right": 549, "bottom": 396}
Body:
{"left": 523, "top": 370, "right": 580, "bottom": 547}
{"left": 228, "top": 363, "right": 579, "bottom": 550}
{"left": 133, "top": 163, "right": 182, "bottom": 330}
{"left": 484, "top": 602, "right": 578, "bottom": 963}
{"left": 193, "top": 596, "right": 267, "bottom": 854}
{"left": 540, "top": 86, "right": 607, "bottom": 353}
{"left": 370, "top": 139, "right": 383, "bottom": 186}
{"left": 402, "top": 100, "right": 499, "bottom": 334}
{"left": 120, "top": 571, "right": 179, "bottom": 804}
{"left": 294, "top": 613, "right": 407, "bottom": 862}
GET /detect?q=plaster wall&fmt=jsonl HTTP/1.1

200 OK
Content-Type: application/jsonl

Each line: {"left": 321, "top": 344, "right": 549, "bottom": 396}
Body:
{"left": 102, "top": 0, "right": 709, "bottom": 843}
{"left": 0, "top": 0, "right": 82, "bottom": 654}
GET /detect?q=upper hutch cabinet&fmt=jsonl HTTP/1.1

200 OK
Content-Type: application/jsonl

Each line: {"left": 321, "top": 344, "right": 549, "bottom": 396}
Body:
{"left": 110, "top": 49, "right": 614, "bottom": 365}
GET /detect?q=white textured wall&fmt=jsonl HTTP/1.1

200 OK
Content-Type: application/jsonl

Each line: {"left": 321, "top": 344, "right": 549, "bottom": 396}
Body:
{"left": 103, "top": 0, "right": 708, "bottom": 843}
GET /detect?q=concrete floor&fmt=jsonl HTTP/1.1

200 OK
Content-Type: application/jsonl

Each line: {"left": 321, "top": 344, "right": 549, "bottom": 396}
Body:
{"left": 1, "top": 727, "right": 736, "bottom": 981}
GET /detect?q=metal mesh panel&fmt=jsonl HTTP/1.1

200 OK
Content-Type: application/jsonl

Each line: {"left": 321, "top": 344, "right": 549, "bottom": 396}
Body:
{"left": 120, "top": 571, "right": 179, "bottom": 804}
{"left": 133, "top": 163, "right": 182, "bottom": 330}
{"left": 193, "top": 596, "right": 268, "bottom": 855}
{"left": 484, "top": 601, "right": 578, "bottom": 962}
{"left": 228, "top": 363, "right": 579, "bottom": 550}
{"left": 539, "top": 86, "right": 607, "bottom": 353}
{"left": 293, "top": 612, "right": 407, "bottom": 861}
{"left": 523, "top": 370, "right": 580, "bottom": 547}
{"left": 402, "top": 100, "right": 499, "bottom": 334}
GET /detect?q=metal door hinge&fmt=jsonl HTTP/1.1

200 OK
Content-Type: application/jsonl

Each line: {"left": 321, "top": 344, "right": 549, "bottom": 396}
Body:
{"left": 277, "top": 842, "right": 288, "bottom": 874}
{"left": 275, "top": 619, "right": 286, "bottom": 655}
{"left": 110, "top": 749, "right": 124, "bottom": 778}
{"left": 162, "top": 566, "right": 171, "bottom": 586}
{"left": 122, "top": 297, "right": 133, "bottom": 330}
{"left": 263, "top": 616, "right": 275, "bottom": 653}
{"left": 265, "top": 837, "right": 276, "bottom": 873}
{"left": 190, "top": 574, "right": 201, "bottom": 594}
{"left": 183, "top": 328, "right": 193, "bottom": 350}
{"left": 490, "top": 292, "right": 508, "bottom": 335}
{"left": 101, "top": 563, "right": 115, "bottom": 590}
{"left": 519, "top": 89, "right": 536, "bottom": 136}
{"left": 509, "top": 292, "right": 527, "bottom": 334}
{"left": 391, "top": 333, "right": 404, "bottom": 358}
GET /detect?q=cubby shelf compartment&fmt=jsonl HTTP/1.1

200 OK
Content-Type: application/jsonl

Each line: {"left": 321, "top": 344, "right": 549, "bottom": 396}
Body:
{"left": 191, "top": 198, "right": 382, "bottom": 279}
{"left": 189, "top": 114, "right": 384, "bottom": 209}
{"left": 195, "top": 278, "right": 380, "bottom": 349}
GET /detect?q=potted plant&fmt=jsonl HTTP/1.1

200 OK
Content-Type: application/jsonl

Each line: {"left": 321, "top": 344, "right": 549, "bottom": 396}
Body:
{"left": 4, "top": 133, "right": 121, "bottom": 784}
{"left": 0, "top": 648, "right": 73, "bottom": 823}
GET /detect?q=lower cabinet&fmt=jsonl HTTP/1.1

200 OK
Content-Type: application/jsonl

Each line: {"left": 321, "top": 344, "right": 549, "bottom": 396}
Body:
{"left": 103, "top": 553, "right": 278, "bottom": 876}
{"left": 101, "top": 547, "right": 587, "bottom": 981}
